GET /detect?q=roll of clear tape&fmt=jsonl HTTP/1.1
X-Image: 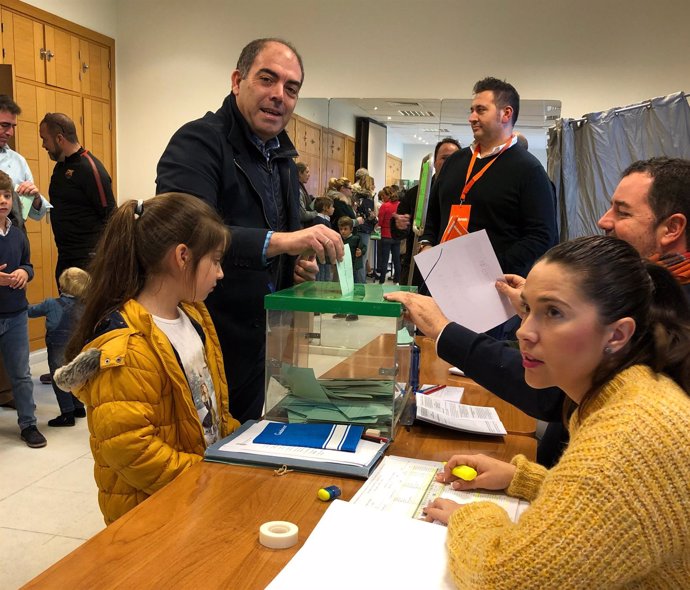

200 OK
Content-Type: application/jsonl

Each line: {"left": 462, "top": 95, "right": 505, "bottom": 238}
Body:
{"left": 259, "top": 521, "right": 299, "bottom": 549}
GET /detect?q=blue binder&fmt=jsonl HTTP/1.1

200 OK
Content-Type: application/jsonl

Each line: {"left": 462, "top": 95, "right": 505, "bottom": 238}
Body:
{"left": 204, "top": 420, "right": 389, "bottom": 479}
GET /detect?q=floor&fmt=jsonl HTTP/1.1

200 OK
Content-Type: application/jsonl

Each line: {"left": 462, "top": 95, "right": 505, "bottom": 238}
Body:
{"left": 0, "top": 354, "right": 105, "bottom": 590}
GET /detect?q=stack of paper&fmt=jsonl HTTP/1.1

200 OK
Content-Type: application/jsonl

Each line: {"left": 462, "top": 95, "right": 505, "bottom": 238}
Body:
{"left": 265, "top": 500, "right": 455, "bottom": 589}
{"left": 273, "top": 365, "right": 395, "bottom": 425}
{"left": 415, "top": 392, "right": 507, "bottom": 435}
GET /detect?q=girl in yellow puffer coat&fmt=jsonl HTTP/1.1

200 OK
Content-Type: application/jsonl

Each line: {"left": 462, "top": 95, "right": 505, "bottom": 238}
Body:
{"left": 56, "top": 193, "right": 240, "bottom": 524}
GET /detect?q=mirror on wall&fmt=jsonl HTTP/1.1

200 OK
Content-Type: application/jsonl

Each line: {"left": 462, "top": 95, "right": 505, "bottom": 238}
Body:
{"left": 329, "top": 98, "right": 441, "bottom": 193}
{"left": 290, "top": 98, "right": 330, "bottom": 197}
{"left": 288, "top": 97, "right": 561, "bottom": 197}
{"left": 439, "top": 98, "right": 561, "bottom": 170}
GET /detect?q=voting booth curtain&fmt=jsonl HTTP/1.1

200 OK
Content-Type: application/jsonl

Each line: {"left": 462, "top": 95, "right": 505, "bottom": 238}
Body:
{"left": 547, "top": 91, "right": 690, "bottom": 240}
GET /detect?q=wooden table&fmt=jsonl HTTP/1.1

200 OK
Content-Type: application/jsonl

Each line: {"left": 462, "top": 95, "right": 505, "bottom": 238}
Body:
{"left": 24, "top": 332, "right": 538, "bottom": 589}
{"left": 23, "top": 423, "right": 535, "bottom": 590}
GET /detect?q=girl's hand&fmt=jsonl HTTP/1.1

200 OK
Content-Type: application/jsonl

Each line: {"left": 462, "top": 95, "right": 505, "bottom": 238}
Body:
{"left": 436, "top": 454, "right": 516, "bottom": 492}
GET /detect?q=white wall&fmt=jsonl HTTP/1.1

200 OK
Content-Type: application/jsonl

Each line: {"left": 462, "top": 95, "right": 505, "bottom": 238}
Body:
{"left": 36, "top": 0, "right": 690, "bottom": 201}
{"left": 22, "top": 0, "right": 117, "bottom": 37}
{"left": 402, "top": 144, "right": 433, "bottom": 183}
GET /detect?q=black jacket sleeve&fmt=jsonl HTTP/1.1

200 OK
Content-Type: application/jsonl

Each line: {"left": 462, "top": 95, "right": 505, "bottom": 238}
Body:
{"left": 156, "top": 120, "right": 270, "bottom": 270}
{"left": 437, "top": 322, "right": 564, "bottom": 421}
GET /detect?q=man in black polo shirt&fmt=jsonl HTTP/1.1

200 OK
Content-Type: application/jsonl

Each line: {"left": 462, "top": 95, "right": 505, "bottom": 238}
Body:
{"left": 39, "top": 113, "right": 115, "bottom": 285}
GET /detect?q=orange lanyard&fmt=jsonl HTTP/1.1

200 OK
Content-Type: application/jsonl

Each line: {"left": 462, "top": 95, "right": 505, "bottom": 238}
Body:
{"left": 460, "top": 135, "right": 514, "bottom": 202}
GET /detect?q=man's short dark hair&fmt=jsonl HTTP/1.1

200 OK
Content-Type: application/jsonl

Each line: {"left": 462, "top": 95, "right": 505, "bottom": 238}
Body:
{"left": 40, "top": 112, "right": 79, "bottom": 143}
{"left": 236, "top": 38, "right": 304, "bottom": 83}
{"left": 623, "top": 157, "right": 690, "bottom": 239}
{"left": 473, "top": 77, "right": 520, "bottom": 125}
{"left": 433, "top": 137, "right": 461, "bottom": 161}
{"left": 0, "top": 95, "right": 21, "bottom": 115}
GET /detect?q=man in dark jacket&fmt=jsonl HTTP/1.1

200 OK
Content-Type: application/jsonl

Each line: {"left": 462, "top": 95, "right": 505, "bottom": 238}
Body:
{"left": 156, "top": 38, "right": 342, "bottom": 422}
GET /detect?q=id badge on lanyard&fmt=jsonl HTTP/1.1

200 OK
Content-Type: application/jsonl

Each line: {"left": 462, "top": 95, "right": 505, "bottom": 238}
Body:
{"left": 440, "top": 136, "right": 513, "bottom": 244}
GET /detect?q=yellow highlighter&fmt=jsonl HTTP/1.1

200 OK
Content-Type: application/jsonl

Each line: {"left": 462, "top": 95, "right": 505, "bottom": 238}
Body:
{"left": 451, "top": 465, "right": 477, "bottom": 481}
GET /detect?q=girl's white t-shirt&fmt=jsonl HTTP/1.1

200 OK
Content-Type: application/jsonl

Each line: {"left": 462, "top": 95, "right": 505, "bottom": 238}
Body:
{"left": 152, "top": 309, "right": 220, "bottom": 446}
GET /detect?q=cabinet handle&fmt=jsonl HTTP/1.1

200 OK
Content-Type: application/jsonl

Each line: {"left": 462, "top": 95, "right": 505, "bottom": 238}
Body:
{"left": 40, "top": 48, "right": 46, "bottom": 60}
{"left": 46, "top": 50, "right": 54, "bottom": 61}
{"left": 82, "top": 62, "right": 89, "bottom": 73}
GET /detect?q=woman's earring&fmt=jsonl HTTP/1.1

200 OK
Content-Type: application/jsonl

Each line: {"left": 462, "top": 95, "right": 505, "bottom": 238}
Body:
{"left": 603, "top": 346, "right": 612, "bottom": 354}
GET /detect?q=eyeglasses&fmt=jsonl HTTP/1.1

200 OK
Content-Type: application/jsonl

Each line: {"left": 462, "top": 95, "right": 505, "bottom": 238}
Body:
{"left": 0, "top": 122, "right": 17, "bottom": 130}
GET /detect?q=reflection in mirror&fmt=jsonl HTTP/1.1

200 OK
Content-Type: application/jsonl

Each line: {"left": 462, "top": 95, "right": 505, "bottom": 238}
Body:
{"left": 287, "top": 97, "right": 560, "bottom": 199}
{"left": 290, "top": 98, "right": 330, "bottom": 197}
{"left": 329, "top": 98, "right": 441, "bottom": 192}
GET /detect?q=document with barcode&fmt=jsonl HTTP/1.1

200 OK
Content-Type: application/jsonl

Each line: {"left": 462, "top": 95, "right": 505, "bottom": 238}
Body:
{"left": 415, "top": 393, "right": 507, "bottom": 435}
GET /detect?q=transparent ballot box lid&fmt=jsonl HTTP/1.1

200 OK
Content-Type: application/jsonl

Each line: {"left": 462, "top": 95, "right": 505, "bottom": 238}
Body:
{"left": 263, "top": 282, "right": 417, "bottom": 438}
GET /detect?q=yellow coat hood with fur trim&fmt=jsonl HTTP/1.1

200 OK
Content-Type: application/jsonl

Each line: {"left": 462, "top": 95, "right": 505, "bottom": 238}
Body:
{"left": 56, "top": 299, "right": 239, "bottom": 524}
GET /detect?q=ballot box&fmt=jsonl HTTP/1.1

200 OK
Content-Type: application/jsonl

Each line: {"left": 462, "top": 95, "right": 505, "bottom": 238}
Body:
{"left": 263, "top": 282, "right": 417, "bottom": 438}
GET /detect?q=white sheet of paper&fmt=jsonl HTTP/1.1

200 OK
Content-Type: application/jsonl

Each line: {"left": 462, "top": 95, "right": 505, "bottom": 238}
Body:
{"left": 415, "top": 393, "right": 507, "bottom": 436}
{"left": 417, "top": 384, "right": 464, "bottom": 403}
{"left": 336, "top": 245, "right": 354, "bottom": 296}
{"left": 414, "top": 230, "right": 514, "bottom": 333}
{"left": 265, "top": 499, "right": 455, "bottom": 590}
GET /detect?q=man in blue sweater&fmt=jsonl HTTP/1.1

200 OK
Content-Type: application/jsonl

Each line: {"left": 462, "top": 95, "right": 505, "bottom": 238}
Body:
{"left": 0, "top": 170, "right": 45, "bottom": 448}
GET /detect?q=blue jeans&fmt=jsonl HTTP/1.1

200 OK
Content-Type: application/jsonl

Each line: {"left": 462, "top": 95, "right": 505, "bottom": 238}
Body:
{"left": 47, "top": 339, "right": 84, "bottom": 413}
{"left": 377, "top": 238, "right": 401, "bottom": 283}
{"left": 0, "top": 311, "right": 37, "bottom": 430}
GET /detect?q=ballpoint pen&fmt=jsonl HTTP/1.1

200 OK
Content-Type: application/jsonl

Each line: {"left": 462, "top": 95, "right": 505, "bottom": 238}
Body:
{"left": 419, "top": 384, "right": 446, "bottom": 395}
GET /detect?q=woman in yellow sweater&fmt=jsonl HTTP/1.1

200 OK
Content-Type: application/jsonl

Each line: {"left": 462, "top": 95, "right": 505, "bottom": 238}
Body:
{"left": 424, "top": 235, "right": 690, "bottom": 589}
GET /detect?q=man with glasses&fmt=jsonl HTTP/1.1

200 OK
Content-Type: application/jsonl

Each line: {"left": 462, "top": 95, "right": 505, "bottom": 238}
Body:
{"left": 156, "top": 38, "right": 343, "bottom": 423}
{"left": 0, "top": 95, "right": 50, "bottom": 227}
{"left": 39, "top": 113, "right": 115, "bottom": 285}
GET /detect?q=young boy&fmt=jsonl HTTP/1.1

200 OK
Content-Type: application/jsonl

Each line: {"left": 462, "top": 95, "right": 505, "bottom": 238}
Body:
{"left": 338, "top": 216, "right": 367, "bottom": 321}
{"left": 29, "top": 267, "right": 89, "bottom": 426}
{"left": 312, "top": 196, "right": 335, "bottom": 282}
{"left": 0, "top": 170, "right": 46, "bottom": 447}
